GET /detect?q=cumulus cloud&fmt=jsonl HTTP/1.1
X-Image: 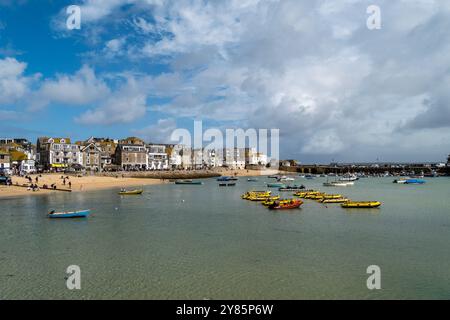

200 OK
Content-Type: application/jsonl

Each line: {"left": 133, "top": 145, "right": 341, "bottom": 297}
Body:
{"left": 0, "top": 57, "right": 36, "bottom": 105}
{"left": 30, "top": 65, "right": 110, "bottom": 110}
{"left": 75, "top": 76, "right": 149, "bottom": 125}
{"left": 7, "top": 0, "right": 450, "bottom": 161}
{"left": 133, "top": 118, "right": 177, "bottom": 143}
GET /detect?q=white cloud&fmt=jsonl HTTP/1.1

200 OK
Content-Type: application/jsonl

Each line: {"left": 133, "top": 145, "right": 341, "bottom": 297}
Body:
{"left": 0, "top": 57, "right": 35, "bottom": 105}
{"left": 31, "top": 65, "right": 110, "bottom": 110}
{"left": 75, "top": 76, "right": 149, "bottom": 125}
{"left": 133, "top": 118, "right": 177, "bottom": 143}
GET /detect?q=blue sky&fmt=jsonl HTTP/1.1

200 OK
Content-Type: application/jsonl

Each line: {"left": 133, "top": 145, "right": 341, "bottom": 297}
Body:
{"left": 1, "top": 0, "right": 450, "bottom": 163}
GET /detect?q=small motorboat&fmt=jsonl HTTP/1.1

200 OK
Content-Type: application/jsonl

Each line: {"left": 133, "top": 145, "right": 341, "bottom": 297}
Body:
{"left": 393, "top": 179, "right": 407, "bottom": 184}
{"left": 277, "top": 176, "right": 295, "bottom": 182}
{"left": 217, "top": 176, "right": 231, "bottom": 182}
{"left": 48, "top": 209, "right": 90, "bottom": 219}
{"left": 118, "top": 189, "right": 143, "bottom": 195}
{"left": 269, "top": 200, "right": 303, "bottom": 210}
{"left": 278, "top": 185, "right": 305, "bottom": 191}
{"left": 404, "top": 179, "right": 426, "bottom": 184}
{"left": 323, "top": 181, "right": 352, "bottom": 187}
{"left": 341, "top": 201, "right": 381, "bottom": 208}
{"left": 175, "top": 180, "right": 204, "bottom": 185}
{"left": 262, "top": 199, "right": 293, "bottom": 207}
{"left": 322, "top": 198, "right": 349, "bottom": 203}
{"left": 247, "top": 178, "right": 259, "bottom": 182}
{"left": 248, "top": 195, "right": 280, "bottom": 202}
{"left": 220, "top": 182, "right": 236, "bottom": 187}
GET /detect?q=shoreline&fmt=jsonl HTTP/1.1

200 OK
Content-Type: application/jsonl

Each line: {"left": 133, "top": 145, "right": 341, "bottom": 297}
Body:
{"left": 0, "top": 169, "right": 282, "bottom": 199}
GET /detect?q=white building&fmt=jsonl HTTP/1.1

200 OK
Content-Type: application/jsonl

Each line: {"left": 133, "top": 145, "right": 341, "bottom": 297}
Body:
{"left": 220, "top": 148, "right": 246, "bottom": 169}
{"left": 147, "top": 144, "right": 169, "bottom": 170}
{"left": 37, "top": 137, "right": 83, "bottom": 171}
{"left": 20, "top": 159, "right": 36, "bottom": 174}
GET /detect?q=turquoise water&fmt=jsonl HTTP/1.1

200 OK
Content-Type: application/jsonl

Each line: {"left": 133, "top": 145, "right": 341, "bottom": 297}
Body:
{"left": 1, "top": 177, "right": 449, "bottom": 299}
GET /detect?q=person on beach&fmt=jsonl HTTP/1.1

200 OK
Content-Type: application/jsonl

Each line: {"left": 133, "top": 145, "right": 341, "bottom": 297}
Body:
{"left": 68, "top": 181, "right": 72, "bottom": 189}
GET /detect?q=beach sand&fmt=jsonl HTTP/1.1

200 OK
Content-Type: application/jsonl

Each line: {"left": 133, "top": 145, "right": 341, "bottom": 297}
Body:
{"left": 0, "top": 174, "right": 165, "bottom": 199}
{"left": 0, "top": 169, "right": 283, "bottom": 199}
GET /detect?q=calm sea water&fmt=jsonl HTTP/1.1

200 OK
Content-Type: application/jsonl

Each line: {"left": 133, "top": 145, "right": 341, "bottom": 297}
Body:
{"left": 1, "top": 176, "right": 449, "bottom": 299}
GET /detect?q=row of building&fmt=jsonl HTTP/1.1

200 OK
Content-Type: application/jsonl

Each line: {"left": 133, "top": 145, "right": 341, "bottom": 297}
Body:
{"left": 0, "top": 136, "right": 269, "bottom": 174}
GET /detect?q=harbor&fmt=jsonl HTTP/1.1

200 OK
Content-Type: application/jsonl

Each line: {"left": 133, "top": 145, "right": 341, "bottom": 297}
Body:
{"left": 1, "top": 175, "right": 449, "bottom": 299}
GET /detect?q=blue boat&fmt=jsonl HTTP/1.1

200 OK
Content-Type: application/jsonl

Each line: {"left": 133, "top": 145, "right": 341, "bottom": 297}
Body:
{"left": 405, "top": 179, "right": 426, "bottom": 184}
{"left": 217, "top": 176, "right": 231, "bottom": 182}
{"left": 48, "top": 209, "right": 90, "bottom": 219}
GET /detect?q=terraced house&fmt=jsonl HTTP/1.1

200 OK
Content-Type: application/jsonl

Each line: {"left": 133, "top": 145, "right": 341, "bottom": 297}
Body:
{"left": 115, "top": 137, "right": 148, "bottom": 171}
{"left": 36, "top": 137, "right": 82, "bottom": 171}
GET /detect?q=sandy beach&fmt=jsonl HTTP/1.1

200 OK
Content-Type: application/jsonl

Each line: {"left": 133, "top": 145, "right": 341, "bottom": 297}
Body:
{"left": 0, "top": 174, "right": 165, "bottom": 199}
{"left": 0, "top": 169, "right": 282, "bottom": 199}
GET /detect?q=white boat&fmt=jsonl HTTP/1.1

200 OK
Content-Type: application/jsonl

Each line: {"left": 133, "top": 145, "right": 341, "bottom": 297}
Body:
{"left": 323, "top": 181, "right": 351, "bottom": 187}
{"left": 278, "top": 176, "right": 295, "bottom": 182}
{"left": 339, "top": 173, "right": 358, "bottom": 182}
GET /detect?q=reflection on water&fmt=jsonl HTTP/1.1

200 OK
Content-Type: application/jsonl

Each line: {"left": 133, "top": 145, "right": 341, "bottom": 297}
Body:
{"left": 1, "top": 177, "right": 450, "bottom": 299}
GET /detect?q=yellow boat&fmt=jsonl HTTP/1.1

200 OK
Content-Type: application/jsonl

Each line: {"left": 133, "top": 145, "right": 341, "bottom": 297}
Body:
{"left": 341, "top": 201, "right": 381, "bottom": 208}
{"left": 118, "top": 189, "right": 143, "bottom": 195}
{"left": 322, "top": 194, "right": 344, "bottom": 199}
{"left": 294, "top": 190, "right": 319, "bottom": 197}
{"left": 262, "top": 199, "right": 293, "bottom": 206}
{"left": 248, "top": 195, "right": 280, "bottom": 202}
{"left": 322, "top": 198, "right": 349, "bottom": 203}
{"left": 304, "top": 193, "right": 325, "bottom": 199}
{"left": 242, "top": 191, "right": 271, "bottom": 200}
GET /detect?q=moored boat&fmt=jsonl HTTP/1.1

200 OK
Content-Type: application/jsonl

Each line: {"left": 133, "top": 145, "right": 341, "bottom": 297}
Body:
{"left": 405, "top": 179, "right": 426, "bottom": 184}
{"left": 322, "top": 198, "right": 349, "bottom": 204}
{"left": 247, "top": 178, "right": 259, "bottom": 182}
{"left": 175, "top": 180, "right": 203, "bottom": 185}
{"left": 118, "top": 189, "right": 143, "bottom": 195}
{"left": 278, "top": 185, "right": 305, "bottom": 191}
{"left": 268, "top": 199, "right": 303, "bottom": 210}
{"left": 341, "top": 201, "right": 381, "bottom": 208}
{"left": 48, "top": 209, "right": 90, "bottom": 219}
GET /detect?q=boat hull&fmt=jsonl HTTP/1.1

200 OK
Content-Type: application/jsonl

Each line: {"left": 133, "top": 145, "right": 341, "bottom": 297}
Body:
{"left": 48, "top": 210, "right": 90, "bottom": 218}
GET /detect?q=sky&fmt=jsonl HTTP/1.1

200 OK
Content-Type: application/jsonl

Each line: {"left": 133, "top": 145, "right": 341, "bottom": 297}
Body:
{"left": 0, "top": 0, "right": 449, "bottom": 163}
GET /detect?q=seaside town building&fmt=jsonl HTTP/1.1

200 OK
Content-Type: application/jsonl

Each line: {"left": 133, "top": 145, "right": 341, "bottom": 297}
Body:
{"left": 0, "top": 149, "right": 11, "bottom": 173}
{"left": 147, "top": 144, "right": 169, "bottom": 170}
{"left": 219, "top": 148, "right": 246, "bottom": 169}
{"left": 36, "top": 137, "right": 83, "bottom": 171}
{"left": 115, "top": 137, "right": 148, "bottom": 170}
{"left": 79, "top": 142, "right": 102, "bottom": 172}
{"left": 0, "top": 138, "right": 36, "bottom": 174}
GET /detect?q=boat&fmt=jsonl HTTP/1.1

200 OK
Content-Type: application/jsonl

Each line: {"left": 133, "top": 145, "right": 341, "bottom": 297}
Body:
{"left": 404, "top": 179, "right": 426, "bottom": 184}
{"left": 268, "top": 200, "right": 303, "bottom": 210}
{"left": 175, "top": 180, "right": 203, "bottom": 185}
{"left": 118, "top": 189, "right": 143, "bottom": 195}
{"left": 241, "top": 191, "right": 271, "bottom": 199}
{"left": 217, "top": 176, "right": 231, "bottom": 182}
{"left": 268, "top": 175, "right": 279, "bottom": 179}
{"left": 248, "top": 195, "right": 280, "bottom": 202}
{"left": 48, "top": 209, "right": 90, "bottom": 219}
{"left": 339, "top": 173, "right": 359, "bottom": 182}
{"left": 278, "top": 185, "right": 306, "bottom": 191}
{"left": 323, "top": 181, "right": 351, "bottom": 187}
{"left": 322, "top": 198, "right": 349, "bottom": 203}
{"left": 294, "top": 191, "right": 320, "bottom": 198}
{"left": 247, "top": 178, "right": 259, "bottom": 182}
{"left": 393, "top": 179, "right": 407, "bottom": 184}
{"left": 267, "top": 182, "right": 286, "bottom": 188}
{"left": 341, "top": 201, "right": 382, "bottom": 208}
{"left": 262, "top": 199, "right": 293, "bottom": 206}
{"left": 277, "top": 176, "right": 295, "bottom": 182}
{"left": 304, "top": 174, "right": 314, "bottom": 180}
